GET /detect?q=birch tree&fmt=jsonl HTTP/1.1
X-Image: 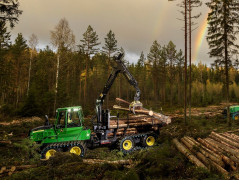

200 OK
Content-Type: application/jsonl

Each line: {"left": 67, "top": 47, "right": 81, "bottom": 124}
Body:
{"left": 27, "top": 33, "right": 38, "bottom": 96}
{"left": 50, "top": 18, "right": 75, "bottom": 111}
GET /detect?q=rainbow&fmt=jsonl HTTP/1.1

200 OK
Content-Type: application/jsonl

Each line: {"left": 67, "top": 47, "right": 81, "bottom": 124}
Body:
{"left": 152, "top": 2, "right": 169, "bottom": 38}
{"left": 193, "top": 12, "right": 209, "bottom": 63}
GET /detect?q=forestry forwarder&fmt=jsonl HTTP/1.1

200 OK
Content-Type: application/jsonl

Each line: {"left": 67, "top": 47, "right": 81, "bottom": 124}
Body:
{"left": 29, "top": 53, "right": 163, "bottom": 160}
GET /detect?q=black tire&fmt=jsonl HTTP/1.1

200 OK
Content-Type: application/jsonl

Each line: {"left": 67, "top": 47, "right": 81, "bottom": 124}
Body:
{"left": 41, "top": 145, "right": 59, "bottom": 160}
{"left": 68, "top": 141, "right": 87, "bottom": 157}
{"left": 142, "top": 134, "right": 157, "bottom": 147}
{"left": 119, "top": 136, "right": 135, "bottom": 154}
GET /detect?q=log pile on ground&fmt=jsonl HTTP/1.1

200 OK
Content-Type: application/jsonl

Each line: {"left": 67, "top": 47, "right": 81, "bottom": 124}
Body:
{"left": 0, "top": 165, "right": 37, "bottom": 177}
{"left": 108, "top": 98, "right": 171, "bottom": 138}
{"left": 173, "top": 131, "right": 239, "bottom": 179}
{"left": 170, "top": 102, "right": 238, "bottom": 118}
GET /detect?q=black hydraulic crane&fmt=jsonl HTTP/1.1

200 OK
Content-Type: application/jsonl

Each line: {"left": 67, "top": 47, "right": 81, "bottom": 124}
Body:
{"left": 93, "top": 53, "right": 142, "bottom": 141}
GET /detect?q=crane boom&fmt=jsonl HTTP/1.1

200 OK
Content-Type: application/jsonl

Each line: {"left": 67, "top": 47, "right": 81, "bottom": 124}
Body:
{"left": 95, "top": 53, "right": 142, "bottom": 126}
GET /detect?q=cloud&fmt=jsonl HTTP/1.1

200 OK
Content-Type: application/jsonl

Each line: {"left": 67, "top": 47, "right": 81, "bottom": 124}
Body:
{"left": 9, "top": 0, "right": 224, "bottom": 64}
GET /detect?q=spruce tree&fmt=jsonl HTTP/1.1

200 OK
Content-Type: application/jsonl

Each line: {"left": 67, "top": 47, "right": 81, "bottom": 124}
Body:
{"left": 0, "top": 0, "right": 22, "bottom": 28}
{"left": 11, "top": 33, "right": 28, "bottom": 107}
{"left": 102, "top": 30, "right": 118, "bottom": 107}
{"left": 206, "top": 0, "right": 239, "bottom": 126}
{"left": 137, "top": 51, "right": 145, "bottom": 67}
{"left": 0, "top": 21, "right": 11, "bottom": 50}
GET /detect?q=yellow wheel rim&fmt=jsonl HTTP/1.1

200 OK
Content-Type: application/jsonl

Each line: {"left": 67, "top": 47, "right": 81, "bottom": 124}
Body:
{"left": 123, "top": 140, "right": 133, "bottom": 151}
{"left": 146, "top": 136, "right": 155, "bottom": 146}
{"left": 70, "top": 146, "right": 82, "bottom": 155}
{"left": 45, "top": 149, "right": 56, "bottom": 160}
{"left": 235, "top": 116, "right": 239, "bottom": 120}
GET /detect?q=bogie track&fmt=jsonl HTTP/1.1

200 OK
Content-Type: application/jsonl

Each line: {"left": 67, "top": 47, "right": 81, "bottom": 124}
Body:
{"left": 118, "top": 132, "right": 158, "bottom": 154}
{"left": 41, "top": 141, "right": 87, "bottom": 159}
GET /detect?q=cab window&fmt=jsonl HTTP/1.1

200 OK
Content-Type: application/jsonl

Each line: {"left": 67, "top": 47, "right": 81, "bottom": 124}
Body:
{"left": 57, "top": 111, "right": 66, "bottom": 127}
{"left": 67, "top": 111, "right": 80, "bottom": 127}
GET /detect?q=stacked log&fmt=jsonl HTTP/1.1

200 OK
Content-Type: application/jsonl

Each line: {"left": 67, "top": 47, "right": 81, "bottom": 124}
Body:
{"left": 107, "top": 98, "right": 171, "bottom": 138}
{"left": 173, "top": 131, "right": 239, "bottom": 179}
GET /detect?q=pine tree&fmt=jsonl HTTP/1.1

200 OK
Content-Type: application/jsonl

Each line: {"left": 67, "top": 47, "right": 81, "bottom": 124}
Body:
{"left": 188, "top": 0, "right": 202, "bottom": 120}
{"left": 147, "top": 41, "right": 161, "bottom": 101}
{"left": 206, "top": 0, "right": 239, "bottom": 126}
{"left": 79, "top": 25, "right": 100, "bottom": 107}
{"left": 0, "top": 0, "right": 22, "bottom": 28}
{"left": 102, "top": 30, "right": 118, "bottom": 108}
{"left": 176, "top": 49, "right": 184, "bottom": 105}
{"left": 166, "top": 41, "right": 177, "bottom": 106}
{"left": 102, "top": 30, "right": 118, "bottom": 64}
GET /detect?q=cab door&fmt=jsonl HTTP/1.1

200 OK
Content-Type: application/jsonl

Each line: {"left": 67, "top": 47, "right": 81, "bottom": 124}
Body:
{"left": 55, "top": 111, "right": 67, "bottom": 142}
{"left": 65, "top": 110, "right": 83, "bottom": 141}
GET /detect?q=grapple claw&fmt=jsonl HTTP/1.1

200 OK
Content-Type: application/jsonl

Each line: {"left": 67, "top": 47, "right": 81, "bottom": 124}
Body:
{"left": 129, "top": 101, "right": 143, "bottom": 114}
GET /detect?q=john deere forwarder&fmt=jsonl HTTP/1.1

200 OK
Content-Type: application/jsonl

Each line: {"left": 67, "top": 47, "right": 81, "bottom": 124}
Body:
{"left": 29, "top": 53, "right": 163, "bottom": 159}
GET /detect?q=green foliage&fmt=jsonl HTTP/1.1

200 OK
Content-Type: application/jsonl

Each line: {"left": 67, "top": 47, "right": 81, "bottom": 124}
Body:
{"left": 102, "top": 30, "right": 118, "bottom": 56}
{"left": 13, "top": 138, "right": 40, "bottom": 164}
{"left": 79, "top": 25, "right": 100, "bottom": 55}
{"left": 1, "top": 23, "right": 239, "bottom": 118}
{"left": 206, "top": 0, "right": 239, "bottom": 61}
{"left": 20, "top": 92, "right": 42, "bottom": 117}
{"left": 0, "top": 21, "right": 11, "bottom": 50}
{"left": 0, "top": 0, "right": 22, "bottom": 28}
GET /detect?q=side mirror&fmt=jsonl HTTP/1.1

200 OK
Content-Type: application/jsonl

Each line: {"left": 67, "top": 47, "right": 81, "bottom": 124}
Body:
{"left": 44, "top": 115, "right": 50, "bottom": 126}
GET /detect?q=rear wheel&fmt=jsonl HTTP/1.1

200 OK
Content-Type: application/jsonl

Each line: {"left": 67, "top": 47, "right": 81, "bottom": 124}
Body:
{"left": 119, "top": 136, "right": 135, "bottom": 154}
{"left": 142, "top": 134, "right": 157, "bottom": 147}
{"left": 68, "top": 141, "right": 86, "bottom": 157}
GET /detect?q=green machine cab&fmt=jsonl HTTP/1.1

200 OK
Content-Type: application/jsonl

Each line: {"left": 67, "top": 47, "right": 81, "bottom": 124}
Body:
{"left": 29, "top": 106, "right": 91, "bottom": 159}
{"left": 222, "top": 105, "right": 239, "bottom": 120}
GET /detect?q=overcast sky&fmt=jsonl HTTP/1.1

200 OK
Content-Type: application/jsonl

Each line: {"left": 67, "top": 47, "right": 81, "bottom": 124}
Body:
{"left": 10, "top": 0, "right": 228, "bottom": 65}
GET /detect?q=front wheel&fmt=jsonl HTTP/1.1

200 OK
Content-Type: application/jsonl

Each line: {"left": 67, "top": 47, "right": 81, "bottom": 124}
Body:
{"left": 41, "top": 146, "right": 59, "bottom": 160}
{"left": 68, "top": 141, "right": 87, "bottom": 157}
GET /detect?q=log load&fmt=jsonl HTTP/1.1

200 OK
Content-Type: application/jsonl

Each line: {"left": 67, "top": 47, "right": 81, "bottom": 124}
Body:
{"left": 112, "top": 98, "right": 171, "bottom": 125}
{"left": 174, "top": 131, "right": 239, "bottom": 179}
{"left": 107, "top": 98, "right": 171, "bottom": 138}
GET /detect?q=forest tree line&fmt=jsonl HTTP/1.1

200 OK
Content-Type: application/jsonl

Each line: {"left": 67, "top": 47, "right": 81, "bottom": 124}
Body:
{"left": 1, "top": 18, "right": 239, "bottom": 118}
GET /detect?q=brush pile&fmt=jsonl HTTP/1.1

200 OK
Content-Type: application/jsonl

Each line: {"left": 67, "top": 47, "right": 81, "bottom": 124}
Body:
{"left": 173, "top": 131, "right": 239, "bottom": 179}
{"left": 107, "top": 98, "right": 171, "bottom": 137}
